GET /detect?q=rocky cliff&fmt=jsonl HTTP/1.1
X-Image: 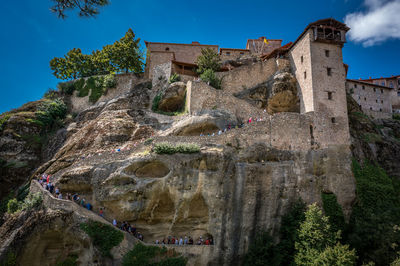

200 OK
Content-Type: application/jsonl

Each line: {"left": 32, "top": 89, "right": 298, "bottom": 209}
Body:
{"left": 1, "top": 70, "right": 399, "bottom": 265}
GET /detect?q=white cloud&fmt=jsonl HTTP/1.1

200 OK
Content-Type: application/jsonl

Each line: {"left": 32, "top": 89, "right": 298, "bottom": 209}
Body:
{"left": 344, "top": 0, "right": 400, "bottom": 46}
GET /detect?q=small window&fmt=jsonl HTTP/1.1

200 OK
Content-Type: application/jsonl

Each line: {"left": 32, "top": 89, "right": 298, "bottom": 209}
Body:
{"left": 364, "top": 97, "right": 367, "bottom": 101}
{"left": 327, "top": 68, "right": 332, "bottom": 76}
{"left": 380, "top": 108, "right": 382, "bottom": 112}
{"left": 362, "top": 85, "right": 365, "bottom": 90}
{"left": 381, "top": 100, "right": 383, "bottom": 103}
{"left": 304, "top": 71, "right": 307, "bottom": 79}
{"left": 226, "top": 52, "right": 231, "bottom": 55}
{"left": 240, "top": 52, "right": 244, "bottom": 55}
{"left": 301, "top": 56, "right": 303, "bottom": 63}
{"left": 165, "top": 47, "right": 170, "bottom": 51}
{"left": 354, "top": 84, "right": 357, "bottom": 88}
{"left": 328, "top": 91, "right": 333, "bottom": 100}
{"left": 370, "top": 107, "right": 372, "bottom": 110}
{"left": 381, "top": 81, "right": 385, "bottom": 86}
{"left": 380, "top": 89, "right": 383, "bottom": 93}
{"left": 373, "top": 88, "right": 376, "bottom": 92}
{"left": 376, "top": 100, "right": 378, "bottom": 103}
{"left": 331, "top": 117, "right": 336, "bottom": 123}
{"left": 325, "top": 50, "right": 330, "bottom": 57}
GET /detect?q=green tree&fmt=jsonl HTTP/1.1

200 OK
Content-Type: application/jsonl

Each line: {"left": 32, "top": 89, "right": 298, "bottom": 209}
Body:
{"left": 196, "top": 48, "right": 221, "bottom": 74}
{"left": 347, "top": 160, "right": 400, "bottom": 265}
{"left": 51, "top": 0, "right": 109, "bottom": 18}
{"left": 108, "top": 29, "right": 144, "bottom": 73}
{"left": 50, "top": 48, "right": 90, "bottom": 80}
{"left": 243, "top": 232, "right": 280, "bottom": 266}
{"left": 321, "top": 192, "right": 345, "bottom": 234}
{"left": 294, "top": 203, "right": 356, "bottom": 266}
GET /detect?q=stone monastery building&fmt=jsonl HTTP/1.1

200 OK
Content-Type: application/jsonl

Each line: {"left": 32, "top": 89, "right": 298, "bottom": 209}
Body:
{"left": 145, "top": 18, "right": 398, "bottom": 120}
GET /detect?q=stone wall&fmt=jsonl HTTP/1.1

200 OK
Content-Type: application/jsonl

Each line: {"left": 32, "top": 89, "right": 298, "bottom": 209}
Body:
{"left": 69, "top": 73, "right": 141, "bottom": 114}
{"left": 288, "top": 30, "right": 314, "bottom": 113}
{"left": 146, "top": 51, "right": 175, "bottom": 79}
{"left": 152, "top": 62, "right": 172, "bottom": 85}
{"left": 216, "top": 58, "right": 278, "bottom": 94}
{"left": 346, "top": 80, "right": 393, "bottom": 119}
{"left": 220, "top": 49, "right": 250, "bottom": 61}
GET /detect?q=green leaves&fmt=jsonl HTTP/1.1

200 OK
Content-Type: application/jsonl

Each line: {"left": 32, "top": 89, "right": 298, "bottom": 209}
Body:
{"left": 51, "top": 0, "right": 110, "bottom": 19}
{"left": 80, "top": 220, "right": 123, "bottom": 257}
{"left": 50, "top": 29, "right": 143, "bottom": 80}
{"left": 196, "top": 48, "right": 221, "bottom": 75}
{"left": 294, "top": 204, "right": 356, "bottom": 266}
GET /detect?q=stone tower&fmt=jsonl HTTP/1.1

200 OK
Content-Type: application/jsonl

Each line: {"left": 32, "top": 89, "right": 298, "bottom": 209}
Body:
{"left": 289, "top": 19, "right": 351, "bottom": 148}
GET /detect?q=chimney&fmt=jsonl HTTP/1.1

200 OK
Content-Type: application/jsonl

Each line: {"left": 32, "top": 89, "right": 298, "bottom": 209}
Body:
{"left": 359, "top": 78, "right": 361, "bottom": 80}
{"left": 192, "top": 41, "right": 200, "bottom": 44}
{"left": 369, "top": 76, "right": 371, "bottom": 79}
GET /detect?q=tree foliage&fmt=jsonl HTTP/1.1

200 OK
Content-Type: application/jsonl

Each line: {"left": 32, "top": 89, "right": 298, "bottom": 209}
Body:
{"left": 200, "top": 69, "right": 222, "bottom": 90}
{"left": 347, "top": 160, "right": 400, "bottom": 265}
{"left": 122, "top": 243, "right": 186, "bottom": 266}
{"left": 50, "top": 29, "right": 143, "bottom": 80}
{"left": 80, "top": 220, "right": 123, "bottom": 257}
{"left": 195, "top": 48, "right": 221, "bottom": 74}
{"left": 321, "top": 192, "right": 345, "bottom": 234}
{"left": 51, "top": 0, "right": 109, "bottom": 18}
{"left": 294, "top": 203, "right": 356, "bottom": 266}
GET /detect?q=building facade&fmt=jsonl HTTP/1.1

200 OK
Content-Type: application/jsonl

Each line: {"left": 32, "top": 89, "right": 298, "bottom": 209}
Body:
{"left": 346, "top": 79, "right": 393, "bottom": 118}
{"left": 288, "top": 18, "right": 351, "bottom": 146}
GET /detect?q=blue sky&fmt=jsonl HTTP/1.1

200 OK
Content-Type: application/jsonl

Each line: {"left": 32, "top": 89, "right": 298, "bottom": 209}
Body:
{"left": 0, "top": 0, "right": 399, "bottom": 113}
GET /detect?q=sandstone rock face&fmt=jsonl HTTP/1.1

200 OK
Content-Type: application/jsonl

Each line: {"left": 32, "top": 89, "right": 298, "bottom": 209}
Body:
{"left": 0, "top": 75, "right": 362, "bottom": 266}
{"left": 234, "top": 69, "right": 299, "bottom": 114}
{"left": 43, "top": 142, "right": 354, "bottom": 265}
{"left": 158, "top": 82, "right": 187, "bottom": 112}
{"left": 348, "top": 95, "right": 400, "bottom": 179}
{"left": 0, "top": 100, "right": 58, "bottom": 199}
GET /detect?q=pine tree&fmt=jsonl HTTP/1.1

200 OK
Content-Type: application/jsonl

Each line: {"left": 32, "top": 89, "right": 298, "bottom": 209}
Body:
{"left": 294, "top": 203, "right": 356, "bottom": 266}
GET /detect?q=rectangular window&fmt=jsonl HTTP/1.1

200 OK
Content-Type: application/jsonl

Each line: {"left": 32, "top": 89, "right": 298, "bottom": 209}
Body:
{"left": 301, "top": 55, "right": 304, "bottom": 63}
{"left": 354, "top": 84, "right": 357, "bottom": 88}
{"left": 328, "top": 91, "right": 333, "bottom": 100}
{"left": 362, "top": 85, "right": 365, "bottom": 90}
{"left": 304, "top": 71, "right": 307, "bottom": 79}
{"left": 327, "top": 68, "right": 332, "bottom": 76}
{"left": 226, "top": 52, "right": 231, "bottom": 55}
{"left": 325, "top": 50, "right": 330, "bottom": 57}
{"left": 240, "top": 52, "right": 244, "bottom": 55}
{"left": 381, "top": 100, "right": 383, "bottom": 103}
{"left": 373, "top": 88, "right": 376, "bottom": 92}
{"left": 364, "top": 97, "right": 366, "bottom": 101}
{"left": 380, "top": 108, "right": 382, "bottom": 112}
{"left": 380, "top": 89, "right": 383, "bottom": 93}
{"left": 331, "top": 117, "right": 336, "bottom": 124}
{"left": 381, "top": 81, "right": 385, "bottom": 86}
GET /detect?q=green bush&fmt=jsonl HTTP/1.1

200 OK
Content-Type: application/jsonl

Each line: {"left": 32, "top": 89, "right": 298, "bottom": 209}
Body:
{"left": 56, "top": 255, "right": 78, "bottom": 266}
{"left": 200, "top": 69, "right": 222, "bottom": 90}
{"left": 58, "top": 81, "right": 75, "bottom": 95}
{"left": 321, "top": 192, "right": 345, "bottom": 234}
{"left": 43, "top": 88, "right": 58, "bottom": 99}
{"left": 103, "top": 73, "right": 117, "bottom": 89}
{"left": 122, "top": 243, "right": 186, "bottom": 266}
{"left": 152, "top": 92, "right": 162, "bottom": 112}
{"left": 144, "top": 138, "right": 153, "bottom": 146}
{"left": 6, "top": 192, "right": 42, "bottom": 214}
{"left": 7, "top": 199, "right": 20, "bottom": 214}
{"left": 35, "top": 99, "right": 67, "bottom": 129}
{"left": 0, "top": 114, "right": 11, "bottom": 132}
{"left": 74, "top": 78, "right": 86, "bottom": 97}
{"left": 88, "top": 76, "right": 105, "bottom": 103}
{"left": 153, "top": 143, "right": 200, "bottom": 154}
{"left": 393, "top": 113, "right": 400, "bottom": 121}
{"left": 168, "top": 73, "right": 181, "bottom": 84}
{"left": 80, "top": 220, "right": 123, "bottom": 257}
{"left": 2, "top": 252, "right": 17, "bottom": 266}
